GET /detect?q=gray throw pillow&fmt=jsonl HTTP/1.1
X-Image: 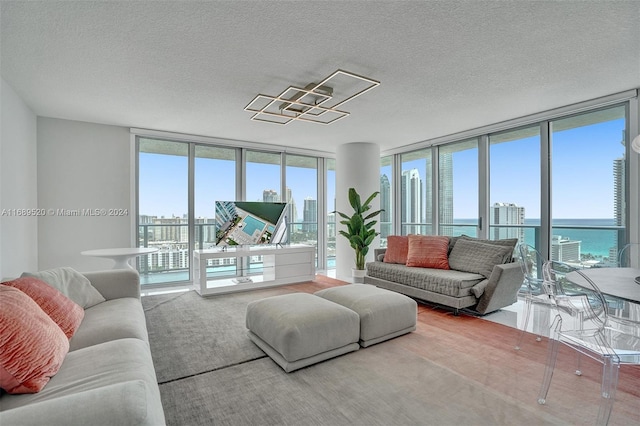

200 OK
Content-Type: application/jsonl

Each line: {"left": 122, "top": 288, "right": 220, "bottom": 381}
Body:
{"left": 448, "top": 239, "right": 513, "bottom": 278}
{"left": 21, "top": 267, "right": 106, "bottom": 308}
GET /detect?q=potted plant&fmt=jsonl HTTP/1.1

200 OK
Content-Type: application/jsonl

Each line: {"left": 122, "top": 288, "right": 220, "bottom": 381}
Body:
{"left": 335, "top": 187, "right": 383, "bottom": 282}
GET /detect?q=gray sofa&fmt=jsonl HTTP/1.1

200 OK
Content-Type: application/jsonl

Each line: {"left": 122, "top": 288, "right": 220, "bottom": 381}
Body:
{"left": 0, "top": 269, "right": 166, "bottom": 426}
{"left": 364, "top": 237, "right": 524, "bottom": 315}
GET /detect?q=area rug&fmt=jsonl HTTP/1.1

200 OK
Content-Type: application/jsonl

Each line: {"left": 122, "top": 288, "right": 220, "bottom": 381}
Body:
{"left": 143, "top": 286, "right": 566, "bottom": 425}
{"left": 143, "top": 284, "right": 640, "bottom": 425}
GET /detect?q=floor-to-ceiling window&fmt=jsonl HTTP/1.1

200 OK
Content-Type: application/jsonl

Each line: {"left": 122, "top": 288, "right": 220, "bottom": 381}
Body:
{"left": 550, "top": 105, "right": 627, "bottom": 265}
{"left": 326, "top": 159, "right": 336, "bottom": 270}
{"left": 489, "top": 126, "right": 541, "bottom": 249}
{"left": 439, "top": 139, "right": 478, "bottom": 237}
{"left": 195, "top": 145, "right": 238, "bottom": 279}
{"left": 285, "top": 155, "right": 318, "bottom": 264}
{"left": 400, "top": 148, "right": 431, "bottom": 235}
{"left": 379, "top": 155, "right": 393, "bottom": 245}
{"left": 137, "top": 137, "right": 333, "bottom": 287}
{"left": 389, "top": 95, "right": 634, "bottom": 268}
{"left": 138, "top": 139, "right": 189, "bottom": 284}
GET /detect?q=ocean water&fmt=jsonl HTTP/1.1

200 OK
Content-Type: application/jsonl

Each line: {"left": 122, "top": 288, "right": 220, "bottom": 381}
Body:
{"left": 453, "top": 218, "right": 621, "bottom": 259}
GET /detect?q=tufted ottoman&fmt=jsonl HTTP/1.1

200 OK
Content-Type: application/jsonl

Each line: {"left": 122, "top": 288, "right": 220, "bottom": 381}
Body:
{"left": 315, "top": 284, "right": 417, "bottom": 347}
{"left": 246, "top": 293, "right": 360, "bottom": 372}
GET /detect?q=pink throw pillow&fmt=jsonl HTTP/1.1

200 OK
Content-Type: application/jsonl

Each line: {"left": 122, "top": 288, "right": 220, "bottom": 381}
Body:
{"left": 383, "top": 236, "right": 409, "bottom": 264}
{"left": 406, "top": 235, "right": 450, "bottom": 269}
{"left": 0, "top": 285, "right": 69, "bottom": 394}
{"left": 3, "top": 276, "right": 84, "bottom": 339}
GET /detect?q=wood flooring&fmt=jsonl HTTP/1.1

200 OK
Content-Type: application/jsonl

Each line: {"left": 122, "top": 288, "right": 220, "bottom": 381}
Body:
{"left": 281, "top": 275, "right": 640, "bottom": 425}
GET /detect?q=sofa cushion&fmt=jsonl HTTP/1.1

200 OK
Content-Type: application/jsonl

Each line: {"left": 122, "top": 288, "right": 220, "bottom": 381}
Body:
{"left": 0, "top": 338, "right": 165, "bottom": 426}
{"left": 22, "top": 267, "right": 105, "bottom": 308}
{"left": 448, "top": 238, "right": 513, "bottom": 278}
{"left": 406, "top": 235, "right": 450, "bottom": 269}
{"left": 69, "top": 298, "right": 149, "bottom": 351}
{"left": 0, "top": 285, "right": 69, "bottom": 394}
{"left": 458, "top": 235, "right": 517, "bottom": 263}
{"left": 2, "top": 276, "right": 84, "bottom": 339}
{"left": 383, "top": 235, "right": 409, "bottom": 264}
{"left": 366, "top": 262, "right": 484, "bottom": 298}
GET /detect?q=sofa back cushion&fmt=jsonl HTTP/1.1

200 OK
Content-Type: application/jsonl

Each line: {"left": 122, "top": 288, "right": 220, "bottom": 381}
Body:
{"left": 21, "top": 267, "right": 105, "bottom": 308}
{"left": 0, "top": 285, "right": 69, "bottom": 394}
{"left": 406, "top": 235, "right": 450, "bottom": 269}
{"left": 383, "top": 236, "right": 409, "bottom": 264}
{"left": 448, "top": 238, "right": 513, "bottom": 278}
{"left": 458, "top": 235, "right": 517, "bottom": 263}
{"left": 2, "top": 276, "right": 84, "bottom": 339}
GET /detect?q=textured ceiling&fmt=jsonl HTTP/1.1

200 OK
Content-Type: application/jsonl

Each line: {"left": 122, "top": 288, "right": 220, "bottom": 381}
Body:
{"left": 1, "top": 1, "right": 639, "bottom": 155}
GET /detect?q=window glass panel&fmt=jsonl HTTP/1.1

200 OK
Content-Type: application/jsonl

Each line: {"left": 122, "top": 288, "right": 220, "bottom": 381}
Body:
{"left": 439, "top": 139, "right": 478, "bottom": 237}
{"left": 195, "top": 145, "right": 237, "bottom": 278}
{"left": 138, "top": 138, "right": 189, "bottom": 284}
{"left": 285, "top": 155, "right": 318, "bottom": 264}
{"left": 326, "top": 159, "right": 336, "bottom": 270}
{"left": 550, "top": 105, "right": 626, "bottom": 265}
{"left": 400, "top": 148, "right": 431, "bottom": 235}
{"left": 245, "top": 150, "right": 282, "bottom": 274}
{"left": 380, "top": 155, "right": 393, "bottom": 245}
{"left": 246, "top": 151, "right": 281, "bottom": 201}
{"left": 489, "top": 126, "right": 540, "bottom": 248}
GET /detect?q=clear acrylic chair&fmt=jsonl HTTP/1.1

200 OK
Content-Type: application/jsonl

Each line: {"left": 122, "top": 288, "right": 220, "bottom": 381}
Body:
{"left": 514, "top": 243, "right": 548, "bottom": 350}
{"left": 537, "top": 260, "right": 640, "bottom": 425}
{"left": 618, "top": 243, "right": 640, "bottom": 268}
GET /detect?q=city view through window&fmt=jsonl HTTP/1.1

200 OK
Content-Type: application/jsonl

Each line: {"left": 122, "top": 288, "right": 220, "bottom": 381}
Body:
{"left": 137, "top": 104, "right": 629, "bottom": 285}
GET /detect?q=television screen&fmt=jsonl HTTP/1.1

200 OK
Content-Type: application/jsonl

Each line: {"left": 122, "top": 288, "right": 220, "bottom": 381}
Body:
{"left": 214, "top": 201, "right": 288, "bottom": 246}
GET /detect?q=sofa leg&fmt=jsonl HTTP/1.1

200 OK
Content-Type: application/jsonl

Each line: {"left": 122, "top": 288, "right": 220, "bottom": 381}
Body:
{"left": 453, "top": 308, "right": 459, "bottom": 316}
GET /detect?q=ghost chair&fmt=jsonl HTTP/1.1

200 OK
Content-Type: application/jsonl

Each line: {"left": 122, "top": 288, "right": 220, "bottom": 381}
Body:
{"left": 617, "top": 243, "right": 640, "bottom": 268}
{"left": 514, "top": 243, "right": 549, "bottom": 350}
{"left": 537, "top": 260, "right": 640, "bottom": 425}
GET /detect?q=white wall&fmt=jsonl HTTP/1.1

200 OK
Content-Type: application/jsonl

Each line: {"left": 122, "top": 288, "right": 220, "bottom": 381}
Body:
{"left": 37, "top": 118, "right": 132, "bottom": 271}
{"left": 1, "top": 77, "right": 38, "bottom": 279}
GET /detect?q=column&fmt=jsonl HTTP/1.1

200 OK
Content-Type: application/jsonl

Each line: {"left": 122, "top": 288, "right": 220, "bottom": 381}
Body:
{"left": 335, "top": 142, "right": 380, "bottom": 282}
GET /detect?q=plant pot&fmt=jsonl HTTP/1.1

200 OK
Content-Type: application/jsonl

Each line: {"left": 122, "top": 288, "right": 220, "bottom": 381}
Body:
{"left": 352, "top": 268, "right": 366, "bottom": 283}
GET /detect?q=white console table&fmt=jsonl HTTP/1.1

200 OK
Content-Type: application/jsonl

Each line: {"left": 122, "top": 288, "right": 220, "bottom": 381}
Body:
{"left": 193, "top": 244, "right": 315, "bottom": 296}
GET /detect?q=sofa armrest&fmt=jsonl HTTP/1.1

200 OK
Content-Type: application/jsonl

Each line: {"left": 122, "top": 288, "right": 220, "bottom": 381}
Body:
{"left": 373, "top": 248, "right": 387, "bottom": 261}
{"left": 473, "top": 262, "right": 523, "bottom": 315}
{"left": 82, "top": 269, "right": 141, "bottom": 300}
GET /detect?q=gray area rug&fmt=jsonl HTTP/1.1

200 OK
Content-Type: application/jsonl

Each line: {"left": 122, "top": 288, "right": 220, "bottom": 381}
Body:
{"left": 143, "top": 288, "right": 562, "bottom": 425}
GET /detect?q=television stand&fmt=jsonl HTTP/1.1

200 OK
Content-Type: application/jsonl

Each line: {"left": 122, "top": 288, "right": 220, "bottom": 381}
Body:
{"left": 192, "top": 244, "right": 315, "bottom": 296}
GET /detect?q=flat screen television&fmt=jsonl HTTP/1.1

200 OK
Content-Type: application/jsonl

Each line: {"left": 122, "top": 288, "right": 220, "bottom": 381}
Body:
{"left": 214, "top": 201, "right": 288, "bottom": 247}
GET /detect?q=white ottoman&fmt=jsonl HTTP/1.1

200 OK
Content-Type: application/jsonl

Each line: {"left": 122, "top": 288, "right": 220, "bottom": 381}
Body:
{"left": 315, "top": 284, "right": 417, "bottom": 347}
{"left": 246, "top": 293, "right": 360, "bottom": 373}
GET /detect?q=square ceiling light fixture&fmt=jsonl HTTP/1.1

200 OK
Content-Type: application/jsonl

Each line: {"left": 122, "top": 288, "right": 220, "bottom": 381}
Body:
{"left": 244, "top": 69, "right": 380, "bottom": 125}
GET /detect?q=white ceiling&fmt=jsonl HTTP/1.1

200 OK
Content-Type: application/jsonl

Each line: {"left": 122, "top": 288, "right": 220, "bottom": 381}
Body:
{"left": 1, "top": 1, "right": 639, "bottom": 155}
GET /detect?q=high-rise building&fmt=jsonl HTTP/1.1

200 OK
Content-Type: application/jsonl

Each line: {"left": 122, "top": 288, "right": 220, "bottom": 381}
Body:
{"left": 401, "top": 168, "right": 422, "bottom": 234}
{"left": 263, "top": 189, "right": 279, "bottom": 202}
{"left": 438, "top": 152, "right": 453, "bottom": 235}
{"left": 490, "top": 202, "right": 525, "bottom": 242}
{"left": 551, "top": 235, "right": 581, "bottom": 262}
{"left": 303, "top": 197, "right": 317, "bottom": 232}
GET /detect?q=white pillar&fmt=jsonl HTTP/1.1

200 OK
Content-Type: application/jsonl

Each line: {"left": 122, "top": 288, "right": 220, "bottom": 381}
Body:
{"left": 335, "top": 142, "right": 380, "bottom": 282}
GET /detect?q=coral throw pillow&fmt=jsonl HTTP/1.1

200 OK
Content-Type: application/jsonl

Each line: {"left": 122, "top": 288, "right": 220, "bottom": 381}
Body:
{"left": 2, "top": 276, "right": 84, "bottom": 339}
{"left": 406, "top": 235, "right": 451, "bottom": 269}
{"left": 383, "top": 236, "right": 409, "bottom": 264}
{"left": 0, "top": 285, "right": 69, "bottom": 394}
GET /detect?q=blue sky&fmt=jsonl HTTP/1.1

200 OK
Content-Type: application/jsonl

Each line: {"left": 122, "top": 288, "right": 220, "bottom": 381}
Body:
{"left": 140, "top": 117, "right": 625, "bottom": 221}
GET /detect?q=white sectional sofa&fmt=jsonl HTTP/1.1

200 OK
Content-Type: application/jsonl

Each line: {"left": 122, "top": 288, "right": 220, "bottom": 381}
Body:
{"left": 0, "top": 268, "right": 165, "bottom": 426}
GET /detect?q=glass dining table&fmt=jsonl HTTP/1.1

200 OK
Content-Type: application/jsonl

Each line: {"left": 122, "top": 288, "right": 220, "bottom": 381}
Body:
{"left": 566, "top": 267, "right": 640, "bottom": 304}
